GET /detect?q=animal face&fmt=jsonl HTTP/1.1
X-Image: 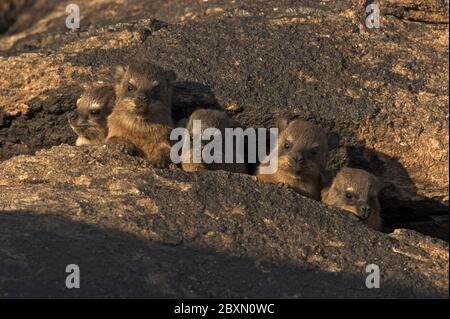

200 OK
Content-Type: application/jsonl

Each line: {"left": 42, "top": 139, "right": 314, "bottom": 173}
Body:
{"left": 324, "top": 168, "right": 381, "bottom": 220}
{"left": 276, "top": 119, "right": 328, "bottom": 178}
{"left": 115, "top": 63, "right": 175, "bottom": 117}
{"left": 68, "top": 87, "right": 114, "bottom": 145}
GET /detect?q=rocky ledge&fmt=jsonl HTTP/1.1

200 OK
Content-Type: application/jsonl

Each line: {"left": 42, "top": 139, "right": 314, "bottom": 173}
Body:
{"left": 0, "top": 145, "right": 448, "bottom": 298}
{"left": 0, "top": 0, "right": 448, "bottom": 298}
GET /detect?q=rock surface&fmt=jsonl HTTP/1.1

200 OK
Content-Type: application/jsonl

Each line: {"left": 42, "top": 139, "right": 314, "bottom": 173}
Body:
{"left": 0, "top": 0, "right": 448, "bottom": 237}
{"left": 0, "top": 0, "right": 448, "bottom": 298}
{"left": 0, "top": 0, "right": 29, "bottom": 34}
{"left": 0, "top": 145, "right": 448, "bottom": 298}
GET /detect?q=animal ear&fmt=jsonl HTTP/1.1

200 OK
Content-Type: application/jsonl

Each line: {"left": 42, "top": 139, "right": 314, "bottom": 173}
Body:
{"left": 327, "top": 132, "right": 340, "bottom": 150}
{"left": 276, "top": 116, "right": 290, "bottom": 133}
{"left": 114, "top": 65, "right": 126, "bottom": 83}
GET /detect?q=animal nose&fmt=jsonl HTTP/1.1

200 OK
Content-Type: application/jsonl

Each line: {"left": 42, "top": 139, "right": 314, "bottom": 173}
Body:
{"left": 137, "top": 94, "right": 149, "bottom": 104}
{"left": 296, "top": 154, "right": 304, "bottom": 165}
{"left": 359, "top": 205, "right": 371, "bottom": 218}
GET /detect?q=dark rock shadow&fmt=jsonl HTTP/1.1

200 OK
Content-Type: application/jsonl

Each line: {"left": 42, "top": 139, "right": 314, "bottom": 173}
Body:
{"left": 0, "top": 86, "right": 80, "bottom": 162}
{"left": 172, "top": 81, "right": 222, "bottom": 123}
{"left": 0, "top": 0, "right": 36, "bottom": 35}
{"left": 338, "top": 145, "right": 449, "bottom": 241}
{"left": 0, "top": 210, "right": 442, "bottom": 298}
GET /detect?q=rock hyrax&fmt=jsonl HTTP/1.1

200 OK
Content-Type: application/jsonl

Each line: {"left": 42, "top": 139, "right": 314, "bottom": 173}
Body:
{"left": 68, "top": 85, "right": 115, "bottom": 146}
{"left": 257, "top": 117, "right": 330, "bottom": 200}
{"left": 106, "top": 61, "right": 176, "bottom": 168}
{"left": 321, "top": 167, "right": 383, "bottom": 230}
{"left": 182, "top": 109, "right": 248, "bottom": 174}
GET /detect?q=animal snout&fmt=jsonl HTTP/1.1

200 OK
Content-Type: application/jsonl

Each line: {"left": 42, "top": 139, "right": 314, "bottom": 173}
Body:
{"left": 136, "top": 94, "right": 150, "bottom": 107}
{"left": 68, "top": 112, "right": 89, "bottom": 127}
{"left": 296, "top": 154, "right": 305, "bottom": 166}
{"left": 358, "top": 204, "right": 371, "bottom": 219}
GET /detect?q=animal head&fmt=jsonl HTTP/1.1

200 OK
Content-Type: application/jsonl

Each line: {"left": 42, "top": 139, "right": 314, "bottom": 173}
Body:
{"left": 322, "top": 167, "right": 381, "bottom": 221}
{"left": 114, "top": 62, "right": 176, "bottom": 118}
{"left": 68, "top": 85, "right": 115, "bottom": 145}
{"left": 275, "top": 117, "right": 332, "bottom": 177}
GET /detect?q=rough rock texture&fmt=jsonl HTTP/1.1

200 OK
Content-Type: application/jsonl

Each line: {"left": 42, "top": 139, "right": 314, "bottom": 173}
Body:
{"left": 0, "top": 145, "right": 448, "bottom": 298}
{"left": 0, "top": 0, "right": 30, "bottom": 34}
{"left": 0, "top": 0, "right": 448, "bottom": 237}
{"left": 0, "top": 0, "right": 448, "bottom": 297}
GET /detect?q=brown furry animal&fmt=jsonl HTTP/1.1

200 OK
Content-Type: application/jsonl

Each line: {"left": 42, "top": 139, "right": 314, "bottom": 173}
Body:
{"left": 257, "top": 117, "right": 331, "bottom": 200}
{"left": 321, "top": 167, "right": 383, "bottom": 230}
{"left": 182, "top": 109, "right": 248, "bottom": 174}
{"left": 68, "top": 85, "right": 115, "bottom": 146}
{"left": 106, "top": 61, "right": 176, "bottom": 168}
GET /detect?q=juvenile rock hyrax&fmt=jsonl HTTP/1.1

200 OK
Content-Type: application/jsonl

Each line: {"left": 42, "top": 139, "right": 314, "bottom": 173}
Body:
{"left": 68, "top": 85, "right": 115, "bottom": 146}
{"left": 182, "top": 109, "right": 248, "bottom": 174}
{"left": 321, "top": 167, "right": 383, "bottom": 230}
{"left": 106, "top": 61, "right": 176, "bottom": 168}
{"left": 257, "top": 117, "right": 330, "bottom": 200}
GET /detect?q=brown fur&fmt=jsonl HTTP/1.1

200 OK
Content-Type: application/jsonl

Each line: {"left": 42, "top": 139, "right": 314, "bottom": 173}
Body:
{"left": 196, "top": 0, "right": 207, "bottom": 16}
{"left": 321, "top": 167, "right": 383, "bottom": 230}
{"left": 182, "top": 109, "right": 248, "bottom": 174}
{"left": 68, "top": 85, "right": 115, "bottom": 146}
{"left": 106, "top": 62, "right": 176, "bottom": 168}
{"left": 257, "top": 118, "right": 329, "bottom": 200}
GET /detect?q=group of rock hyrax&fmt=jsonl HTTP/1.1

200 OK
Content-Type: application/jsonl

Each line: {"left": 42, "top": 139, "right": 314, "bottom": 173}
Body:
{"left": 68, "top": 61, "right": 383, "bottom": 231}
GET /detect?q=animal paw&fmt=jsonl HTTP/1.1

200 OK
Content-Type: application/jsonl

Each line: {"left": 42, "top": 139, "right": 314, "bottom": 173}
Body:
{"left": 107, "top": 137, "right": 138, "bottom": 156}
{"left": 150, "top": 155, "right": 171, "bottom": 169}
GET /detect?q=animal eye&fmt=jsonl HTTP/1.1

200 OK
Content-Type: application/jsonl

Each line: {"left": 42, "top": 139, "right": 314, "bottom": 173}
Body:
{"left": 90, "top": 109, "right": 100, "bottom": 116}
{"left": 127, "top": 83, "right": 135, "bottom": 92}
{"left": 284, "top": 142, "right": 291, "bottom": 150}
{"left": 310, "top": 148, "right": 319, "bottom": 156}
{"left": 345, "top": 192, "right": 354, "bottom": 200}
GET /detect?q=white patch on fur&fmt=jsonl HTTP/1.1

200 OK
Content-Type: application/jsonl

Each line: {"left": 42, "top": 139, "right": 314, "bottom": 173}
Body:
{"left": 90, "top": 102, "right": 101, "bottom": 110}
{"left": 76, "top": 136, "right": 91, "bottom": 146}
